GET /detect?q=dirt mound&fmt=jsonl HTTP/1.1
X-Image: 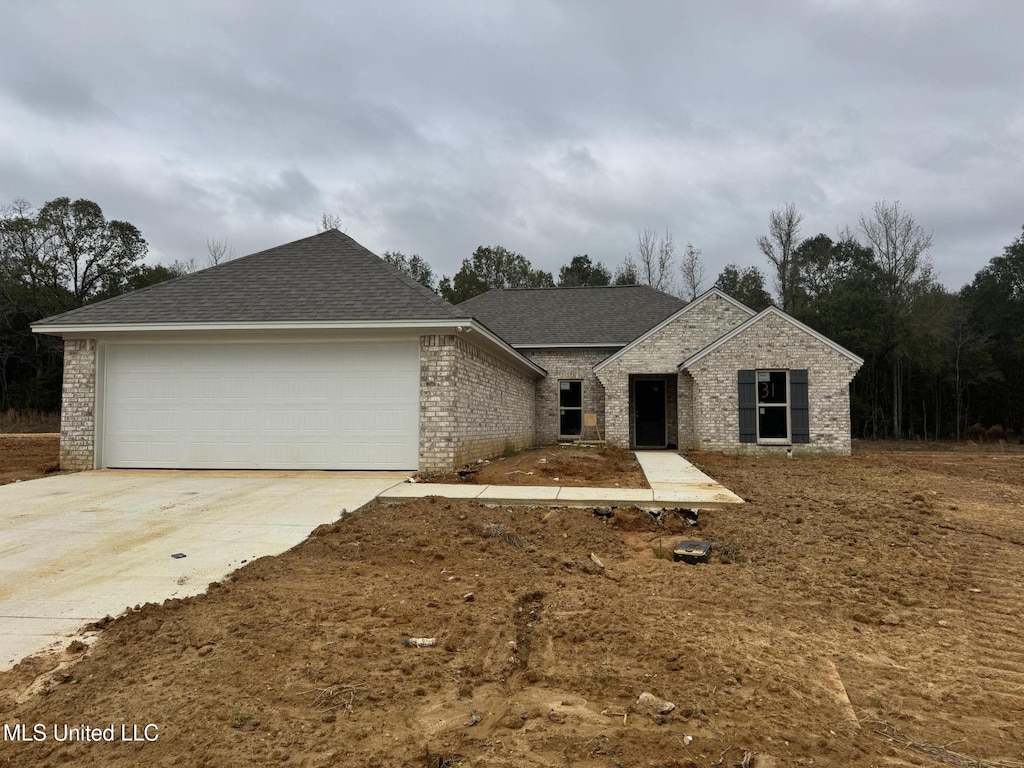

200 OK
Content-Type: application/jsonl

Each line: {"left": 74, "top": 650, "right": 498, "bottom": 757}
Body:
{"left": 2, "top": 448, "right": 1023, "bottom": 766}
{"left": 417, "top": 444, "right": 648, "bottom": 488}
{"left": 0, "top": 434, "right": 60, "bottom": 486}
{"left": 604, "top": 506, "right": 697, "bottom": 532}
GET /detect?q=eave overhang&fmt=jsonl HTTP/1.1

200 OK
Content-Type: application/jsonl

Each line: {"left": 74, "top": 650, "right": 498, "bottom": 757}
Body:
{"left": 32, "top": 318, "right": 548, "bottom": 378}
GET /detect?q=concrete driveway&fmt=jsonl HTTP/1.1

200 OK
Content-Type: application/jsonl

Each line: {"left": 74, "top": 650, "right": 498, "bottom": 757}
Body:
{"left": 0, "top": 469, "right": 407, "bottom": 670}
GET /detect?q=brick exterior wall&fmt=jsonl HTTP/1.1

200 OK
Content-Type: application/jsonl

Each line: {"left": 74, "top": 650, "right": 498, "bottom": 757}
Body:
{"left": 595, "top": 294, "right": 753, "bottom": 448}
{"left": 678, "top": 371, "right": 696, "bottom": 449}
{"left": 521, "top": 348, "right": 616, "bottom": 444}
{"left": 419, "top": 334, "right": 537, "bottom": 471}
{"left": 684, "top": 313, "right": 861, "bottom": 454}
{"left": 55, "top": 308, "right": 854, "bottom": 472}
{"left": 59, "top": 339, "right": 97, "bottom": 471}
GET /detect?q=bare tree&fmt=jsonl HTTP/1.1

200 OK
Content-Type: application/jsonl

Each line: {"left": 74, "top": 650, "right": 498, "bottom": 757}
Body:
{"left": 318, "top": 212, "right": 344, "bottom": 232}
{"left": 757, "top": 203, "right": 803, "bottom": 312}
{"left": 947, "top": 299, "right": 984, "bottom": 442}
{"left": 170, "top": 257, "right": 198, "bottom": 274}
{"left": 859, "top": 199, "right": 934, "bottom": 438}
{"left": 679, "top": 243, "right": 705, "bottom": 301}
{"left": 613, "top": 253, "right": 638, "bottom": 285}
{"left": 634, "top": 228, "right": 675, "bottom": 292}
{"left": 859, "top": 200, "right": 933, "bottom": 309}
{"left": 206, "top": 237, "right": 235, "bottom": 266}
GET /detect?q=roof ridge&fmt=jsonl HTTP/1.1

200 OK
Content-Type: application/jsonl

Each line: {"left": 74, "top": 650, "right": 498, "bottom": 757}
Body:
{"left": 496, "top": 284, "right": 661, "bottom": 291}
{"left": 454, "top": 282, "right": 687, "bottom": 346}
{"left": 34, "top": 230, "right": 460, "bottom": 327}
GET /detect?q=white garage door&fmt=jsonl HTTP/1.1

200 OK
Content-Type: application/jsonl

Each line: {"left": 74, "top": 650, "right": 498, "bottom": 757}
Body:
{"left": 101, "top": 341, "right": 420, "bottom": 470}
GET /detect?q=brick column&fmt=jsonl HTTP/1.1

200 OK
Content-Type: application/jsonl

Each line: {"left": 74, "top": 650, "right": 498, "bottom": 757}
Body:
{"left": 596, "top": 370, "right": 630, "bottom": 447}
{"left": 418, "top": 335, "right": 458, "bottom": 472}
{"left": 59, "top": 339, "right": 97, "bottom": 471}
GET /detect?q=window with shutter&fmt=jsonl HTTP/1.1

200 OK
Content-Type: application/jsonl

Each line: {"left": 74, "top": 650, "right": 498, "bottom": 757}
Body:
{"left": 738, "top": 369, "right": 810, "bottom": 444}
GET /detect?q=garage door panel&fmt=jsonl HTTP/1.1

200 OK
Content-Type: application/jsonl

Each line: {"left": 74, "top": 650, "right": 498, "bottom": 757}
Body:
{"left": 375, "top": 410, "right": 409, "bottom": 432}
{"left": 125, "top": 440, "right": 183, "bottom": 465}
{"left": 338, "top": 409, "right": 374, "bottom": 432}
{"left": 336, "top": 442, "right": 376, "bottom": 464}
{"left": 374, "top": 442, "right": 406, "bottom": 464}
{"left": 265, "top": 409, "right": 329, "bottom": 432}
{"left": 269, "top": 440, "right": 332, "bottom": 465}
{"left": 102, "top": 342, "right": 419, "bottom": 470}
{"left": 265, "top": 376, "right": 329, "bottom": 400}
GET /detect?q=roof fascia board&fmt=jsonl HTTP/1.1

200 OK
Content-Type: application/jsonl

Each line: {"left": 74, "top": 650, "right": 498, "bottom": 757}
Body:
{"left": 32, "top": 318, "right": 470, "bottom": 335}
{"left": 511, "top": 342, "right": 625, "bottom": 350}
{"left": 678, "top": 306, "right": 865, "bottom": 368}
{"left": 459, "top": 321, "right": 548, "bottom": 377}
{"left": 593, "top": 288, "right": 755, "bottom": 373}
{"left": 34, "top": 317, "right": 548, "bottom": 378}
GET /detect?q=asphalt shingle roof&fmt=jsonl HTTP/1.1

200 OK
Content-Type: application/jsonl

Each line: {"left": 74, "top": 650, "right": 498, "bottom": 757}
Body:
{"left": 458, "top": 285, "right": 687, "bottom": 346}
{"left": 34, "top": 230, "right": 460, "bottom": 326}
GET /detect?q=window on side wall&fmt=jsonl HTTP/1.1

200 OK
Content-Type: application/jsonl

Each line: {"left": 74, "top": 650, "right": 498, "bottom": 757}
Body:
{"left": 738, "top": 369, "right": 809, "bottom": 445}
{"left": 559, "top": 380, "right": 582, "bottom": 437}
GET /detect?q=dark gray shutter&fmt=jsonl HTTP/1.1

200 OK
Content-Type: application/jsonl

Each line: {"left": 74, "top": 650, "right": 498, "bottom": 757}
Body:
{"left": 738, "top": 370, "right": 756, "bottom": 443}
{"left": 790, "top": 369, "right": 809, "bottom": 443}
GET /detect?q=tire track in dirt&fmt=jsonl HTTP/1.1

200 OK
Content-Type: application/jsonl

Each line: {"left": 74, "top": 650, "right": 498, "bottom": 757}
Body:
{"left": 953, "top": 552, "right": 1024, "bottom": 711}
{"left": 931, "top": 494, "right": 1024, "bottom": 746}
{"left": 937, "top": 469, "right": 1024, "bottom": 718}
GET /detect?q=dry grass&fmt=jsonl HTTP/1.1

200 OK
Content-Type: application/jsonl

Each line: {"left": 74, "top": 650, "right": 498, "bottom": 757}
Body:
{"left": 0, "top": 409, "right": 59, "bottom": 434}
{"left": 852, "top": 437, "right": 1024, "bottom": 453}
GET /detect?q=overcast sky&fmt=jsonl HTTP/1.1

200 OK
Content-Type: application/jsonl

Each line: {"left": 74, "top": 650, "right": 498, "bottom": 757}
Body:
{"left": 2, "top": 1, "right": 1022, "bottom": 293}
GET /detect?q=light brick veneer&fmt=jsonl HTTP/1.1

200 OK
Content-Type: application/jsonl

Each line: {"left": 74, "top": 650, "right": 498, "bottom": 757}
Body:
{"left": 595, "top": 294, "right": 753, "bottom": 448}
{"left": 419, "top": 334, "right": 537, "bottom": 471}
{"left": 685, "top": 312, "right": 861, "bottom": 454}
{"left": 678, "top": 372, "right": 696, "bottom": 448}
{"left": 521, "top": 348, "right": 616, "bottom": 444}
{"left": 59, "top": 339, "right": 97, "bottom": 471}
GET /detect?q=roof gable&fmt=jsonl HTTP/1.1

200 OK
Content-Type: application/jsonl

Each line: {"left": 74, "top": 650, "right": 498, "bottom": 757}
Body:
{"left": 33, "top": 230, "right": 459, "bottom": 327}
{"left": 679, "top": 306, "right": 865, "bottom": 368}
{"left": 457, "top": 285, "right": 685, "bottom": 346}
{"left": 593, "top": 288, "right": 755, "bottom": 372}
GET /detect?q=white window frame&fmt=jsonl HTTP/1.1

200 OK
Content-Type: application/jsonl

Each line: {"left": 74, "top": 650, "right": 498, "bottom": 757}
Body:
{"left": 756, "top": 369, "right": 791, "bottom": 444}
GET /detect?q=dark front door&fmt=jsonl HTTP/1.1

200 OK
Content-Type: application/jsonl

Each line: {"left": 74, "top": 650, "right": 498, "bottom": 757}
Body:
{"left": 634, "top": 379, "right": 667, "bottom": 448}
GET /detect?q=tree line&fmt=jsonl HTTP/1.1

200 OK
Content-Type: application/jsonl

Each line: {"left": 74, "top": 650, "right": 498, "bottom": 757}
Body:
{"left": 751, "top": 201, "right": 1023, "bottom": 441}
{"left": 394, "top": 229, "right": 721, "bottom": 304}
{"left": 3, "top": 196, "right": 1022, "bottom": 441}
{"left": 393, "top": 202, "right": 1024, "bottom": 441}
{"left": 0, "top": 198, "right": 180, "bottom": 410}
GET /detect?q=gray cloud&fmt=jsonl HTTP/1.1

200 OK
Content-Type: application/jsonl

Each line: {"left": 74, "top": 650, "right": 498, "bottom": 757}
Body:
{"left": 1, "top": 0, "right": 1022, "bottom": 292}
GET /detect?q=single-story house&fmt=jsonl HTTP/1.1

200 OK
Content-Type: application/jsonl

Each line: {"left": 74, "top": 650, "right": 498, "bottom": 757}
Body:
{"left": 33, "top": 230, "right": 863, "bottom": 472}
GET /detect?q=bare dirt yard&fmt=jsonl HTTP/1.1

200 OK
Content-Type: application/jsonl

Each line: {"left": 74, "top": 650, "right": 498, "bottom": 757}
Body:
{"left": 2, "top": 444, "right": 1023, "bottom": 767}
{"left": 0, "top": 434, "right": 59, "bottom": 486}
{"left": 415, "top": 444, "right": 648, "bottom": 488}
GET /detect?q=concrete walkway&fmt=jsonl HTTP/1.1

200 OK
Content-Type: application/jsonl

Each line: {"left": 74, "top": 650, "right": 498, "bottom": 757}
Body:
{"left": 378, "top": 451, "right": 744, "bottom": 508}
